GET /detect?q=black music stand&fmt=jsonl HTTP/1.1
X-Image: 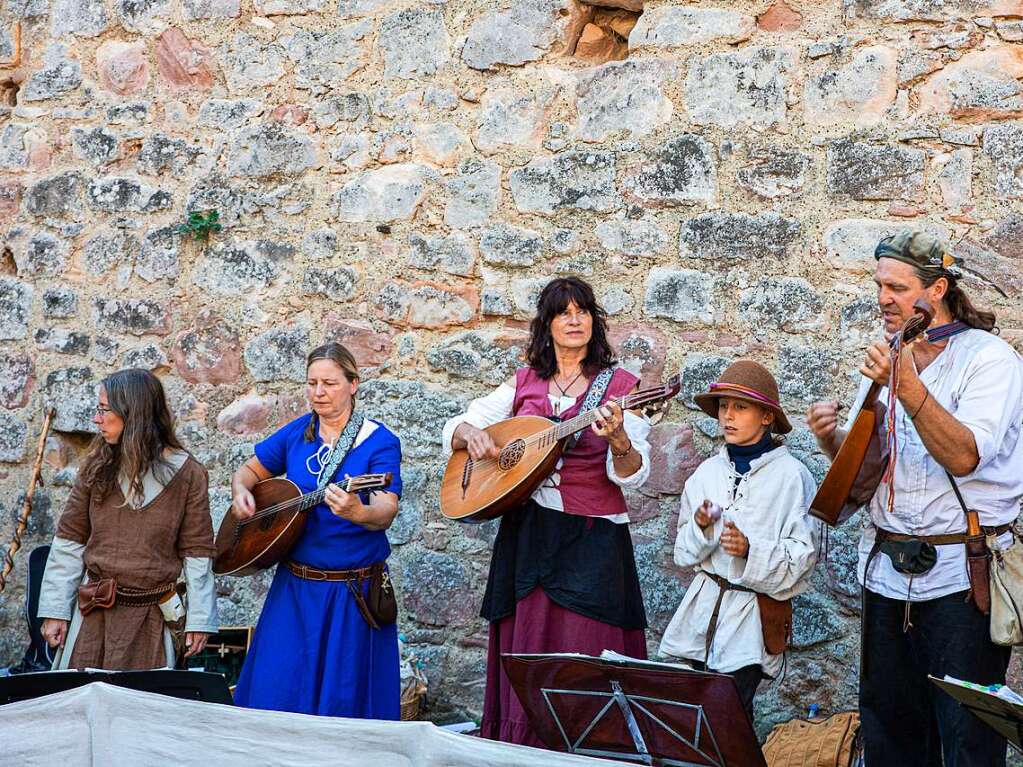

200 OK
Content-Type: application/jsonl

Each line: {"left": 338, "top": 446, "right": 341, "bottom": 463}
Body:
{"left": 0, "top": 669, "right": 233, "bottom": 706}
{"left": 503, "top": 653, "right": 766, "bottom": 767}
{"left": 930, "top": 676, "right": 1023, "bottom": 755}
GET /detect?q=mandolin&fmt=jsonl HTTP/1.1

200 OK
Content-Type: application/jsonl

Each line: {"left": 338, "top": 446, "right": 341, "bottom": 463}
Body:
{"left": 440, "top": 375, "right": 681, "bottom": 523}
{"left": 214, "top": 473, "right": 392, "bottom": 576}
{"left": 810, "top": 299, "right": 934, "bottom": 526}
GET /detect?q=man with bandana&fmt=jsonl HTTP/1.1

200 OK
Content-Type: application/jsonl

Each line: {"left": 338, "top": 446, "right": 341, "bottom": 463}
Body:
{"left": 807, "top": 230, "right": 1023, "bottom": 767}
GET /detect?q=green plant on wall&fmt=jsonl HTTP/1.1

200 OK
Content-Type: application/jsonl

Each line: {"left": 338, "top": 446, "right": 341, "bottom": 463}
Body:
{"left": 176, "top": 210, "right": 222, "bottom": 241}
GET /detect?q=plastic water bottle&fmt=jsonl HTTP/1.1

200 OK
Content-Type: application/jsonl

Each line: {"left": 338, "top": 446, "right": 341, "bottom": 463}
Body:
{"left": 807, "top": 704, "right": 821, "bottom": 721}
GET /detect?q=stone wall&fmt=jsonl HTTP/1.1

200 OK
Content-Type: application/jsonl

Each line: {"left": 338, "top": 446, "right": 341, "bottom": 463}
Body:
{"left": 2, "top": 0, "right": 1023, "bottom": 734}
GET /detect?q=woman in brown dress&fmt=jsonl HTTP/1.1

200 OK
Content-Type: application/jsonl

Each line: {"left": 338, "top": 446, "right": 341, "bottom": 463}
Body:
{"left": 37, "top": 368, "right": 218, "bottom": 670}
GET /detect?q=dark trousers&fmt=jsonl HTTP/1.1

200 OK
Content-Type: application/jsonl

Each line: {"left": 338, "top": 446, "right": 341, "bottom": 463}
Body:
{"left": 860, "top": 588, "right": 1011, "bottom": 767}
{"left": 691, "top": 660, "right": 763, "bottom": 724}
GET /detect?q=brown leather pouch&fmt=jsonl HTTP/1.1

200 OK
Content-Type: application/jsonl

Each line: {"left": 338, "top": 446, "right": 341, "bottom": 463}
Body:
{"left": 367, "top": 565, "right": 397, "bottom": 627}
{"left": 966, "top": 534, "right": 992, "bottom": 615}
{"left": 346, "top": 564, "right": 397, "bottom": 631}
{"left": 948, "top": 475, "right": 993, "bottom": 615}
{"left": 78, "top": 577, "right": 116, "bottom": 616}
{"left": 757, "top": 594, "right": 793, "bottom": 656}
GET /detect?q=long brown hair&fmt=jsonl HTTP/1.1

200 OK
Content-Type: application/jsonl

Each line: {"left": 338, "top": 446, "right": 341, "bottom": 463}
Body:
{"left": 912, "top": 267, "right": 997, "bottom": 332}
{"left": 79, "top": 369, "right": 183, "bottom": 504}
{"left": 303, "top": 342, "right": 360, "bottom": 442}
{"left": 526, "top": 277, "right": 616, "bottom": 379}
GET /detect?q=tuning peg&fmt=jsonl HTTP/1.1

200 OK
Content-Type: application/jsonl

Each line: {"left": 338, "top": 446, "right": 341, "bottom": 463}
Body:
{"left": 643, "top": 399, "right": 670, "bottom": 425}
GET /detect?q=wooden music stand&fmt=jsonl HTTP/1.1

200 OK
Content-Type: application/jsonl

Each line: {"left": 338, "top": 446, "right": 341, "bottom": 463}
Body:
{"left": 503, "top": 654, "right": 766, "bottom": 767}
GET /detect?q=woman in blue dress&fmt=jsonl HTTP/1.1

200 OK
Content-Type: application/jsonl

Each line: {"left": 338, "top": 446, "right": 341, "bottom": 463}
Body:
{"left": 230, "top": 342, "right": 403, "bottom": 718}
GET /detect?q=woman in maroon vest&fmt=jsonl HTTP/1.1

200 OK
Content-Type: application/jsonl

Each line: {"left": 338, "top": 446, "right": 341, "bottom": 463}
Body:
{"left": 442, "top": 276, "right": 652, "bottom": 747}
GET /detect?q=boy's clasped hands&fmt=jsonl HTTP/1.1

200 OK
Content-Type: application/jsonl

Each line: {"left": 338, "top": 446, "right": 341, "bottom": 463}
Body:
{"left": 694, "top": 499, "right": 750, "bottom": 558}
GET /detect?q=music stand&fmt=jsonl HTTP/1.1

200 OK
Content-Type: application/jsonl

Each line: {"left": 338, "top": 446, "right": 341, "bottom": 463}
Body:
{"left": 0, "top": 669, "right": 233, "bottom": 706}
{"left": 503, "top": 654, "right": 766, "bottom": 767}
{"left": 930, "top": 676, "right": 1023, "bottom": 755}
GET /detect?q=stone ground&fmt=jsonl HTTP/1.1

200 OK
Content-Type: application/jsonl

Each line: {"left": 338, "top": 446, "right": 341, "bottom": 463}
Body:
{"left": 1, "top": 0, "right": 1023, "bottom": 746}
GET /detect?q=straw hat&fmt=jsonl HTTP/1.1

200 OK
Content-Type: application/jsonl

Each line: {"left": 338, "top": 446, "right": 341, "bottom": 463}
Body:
{"left": 693, "top": 359, "right": 792, "bottom": 434}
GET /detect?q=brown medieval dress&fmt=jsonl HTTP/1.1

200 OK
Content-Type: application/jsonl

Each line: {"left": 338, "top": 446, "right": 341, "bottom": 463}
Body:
{"left": 54, "top": 456, "right": 216, "bottom": 670}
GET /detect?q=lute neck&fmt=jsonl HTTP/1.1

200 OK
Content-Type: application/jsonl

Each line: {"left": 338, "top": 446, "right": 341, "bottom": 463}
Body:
{"left": 549, "top": 393, "right": 630, "bottom": 440}
{"left": 298, "top": 477, "right": 355, "bottom": 511}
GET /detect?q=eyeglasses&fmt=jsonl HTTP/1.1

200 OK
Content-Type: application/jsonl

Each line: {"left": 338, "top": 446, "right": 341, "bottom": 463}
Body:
{"left": 95, "top": 405, "right": 114, "bottom": 417}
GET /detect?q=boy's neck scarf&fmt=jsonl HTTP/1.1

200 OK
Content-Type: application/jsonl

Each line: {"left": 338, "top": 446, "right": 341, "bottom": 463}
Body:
{"left": 726, "top": 432, "right": 776, "bottom": 477}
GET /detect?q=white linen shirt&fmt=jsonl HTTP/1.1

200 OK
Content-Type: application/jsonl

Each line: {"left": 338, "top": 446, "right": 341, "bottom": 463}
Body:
{"left": 440, "top": 381, "right": 652, "bottom": 523}
{"left": 658, "top": 446, "right": 818, "bottom": 677}
{"left": 850, "top": 328, "right": 1023, "bottom": 601}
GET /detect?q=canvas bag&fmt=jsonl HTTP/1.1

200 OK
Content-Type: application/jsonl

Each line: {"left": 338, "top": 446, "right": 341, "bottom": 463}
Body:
{"left": 946, "top": 472, "right": 1023, "bottom": 646}
{"left": 988, "top": 530, "right": 1023, "bottom": 646}
{"left": 762, "top": 711, "right": 862, "bottom": 767}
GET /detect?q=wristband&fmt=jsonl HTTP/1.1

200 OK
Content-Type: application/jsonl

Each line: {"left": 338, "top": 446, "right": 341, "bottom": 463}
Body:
{"left": 910, "top": 390, "right": 930, "bottom": 419}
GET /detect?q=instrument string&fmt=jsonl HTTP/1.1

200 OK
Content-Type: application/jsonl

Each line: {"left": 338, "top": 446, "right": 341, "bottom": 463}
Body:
{"left": 460, "top": 387, "right": 666, "bottom": 483}
{"left": 238, "top": 476, "right": 384, "bottom": 526}
{"left": 239, "top": 490, "right": 325, "bottom": 525}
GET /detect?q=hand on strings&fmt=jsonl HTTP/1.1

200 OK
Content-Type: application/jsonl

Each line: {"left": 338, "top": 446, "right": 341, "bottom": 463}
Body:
{"left": 325, "top": 479, "right": 365, "bottom": 523}
{"left": 720, "top": 521, "right": 750, "bottom": 558}
{"left": 860, "top": 341, "right": 892, "bottom": 386}
{"left": 462, "top": 425, "right": 500, "bottom": 461}
{"left": 41, "top": 618, "right": 68, "bottom": 648}
{"left": 184, "top": 632, "right": 210, "bottom": 658}
{"left": 230, "top": 489, "right": 256, "bottom": 520}
{"left": 592, "top": 402, "right": 630, "bottom": 455}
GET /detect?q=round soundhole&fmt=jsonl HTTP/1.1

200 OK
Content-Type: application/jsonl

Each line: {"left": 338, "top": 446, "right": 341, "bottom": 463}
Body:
{"left": 498, "top": 439, "right": 526, "bottom": 470}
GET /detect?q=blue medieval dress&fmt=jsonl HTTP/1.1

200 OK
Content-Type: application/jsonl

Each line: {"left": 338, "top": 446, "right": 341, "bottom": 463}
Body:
{"left": 233, "top": 413, "right": 403, "bottom": 719}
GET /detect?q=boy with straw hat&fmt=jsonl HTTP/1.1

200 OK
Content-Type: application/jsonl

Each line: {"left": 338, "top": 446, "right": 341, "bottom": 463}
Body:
{"left": 659, "top": 360, "right": 818, "bottom": 720}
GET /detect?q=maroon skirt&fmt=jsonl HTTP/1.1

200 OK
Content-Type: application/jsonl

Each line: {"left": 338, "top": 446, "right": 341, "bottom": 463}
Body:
{"left": 481, "top": 586, "right": 648, "bottom": 748}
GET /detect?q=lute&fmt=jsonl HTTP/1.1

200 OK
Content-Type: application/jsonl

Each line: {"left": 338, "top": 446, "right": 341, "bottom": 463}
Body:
{"left": 440, "top": 375, "right": 681, "bottom": 523}
{"left": 810, "top": 299, "right": 934, "bottom": 526}
{"left": 214, "top": 472, "right": 392, "bottom": 576}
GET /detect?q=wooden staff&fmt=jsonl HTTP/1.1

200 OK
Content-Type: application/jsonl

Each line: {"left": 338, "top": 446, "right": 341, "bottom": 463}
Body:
{"left": 0, "top": 407, "right": 56, "bottom": 593}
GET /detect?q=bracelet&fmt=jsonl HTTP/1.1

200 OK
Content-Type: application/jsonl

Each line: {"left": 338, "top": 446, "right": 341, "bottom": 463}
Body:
{"left": 910, "top": 389, "right": 930, "bottom": 420}
{"left": 610, "top": 441, "right": 633, "bottom": 459}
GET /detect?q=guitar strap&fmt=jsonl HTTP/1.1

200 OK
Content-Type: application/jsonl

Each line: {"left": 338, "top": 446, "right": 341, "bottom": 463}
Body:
{"left": 314, "top": 409, "right": 366, "bottom": 492}
{"left": 564, "top": 367, "right": 616, "bottom": 451}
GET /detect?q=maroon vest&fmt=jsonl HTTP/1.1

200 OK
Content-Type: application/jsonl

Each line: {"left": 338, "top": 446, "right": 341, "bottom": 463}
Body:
{"left": 512, "top": 366, "right": 638, "bottom": 517}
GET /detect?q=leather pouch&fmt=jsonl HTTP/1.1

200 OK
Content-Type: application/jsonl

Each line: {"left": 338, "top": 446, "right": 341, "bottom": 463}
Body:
{"left": 879, "top": 539, "right": 938, "bottom": 575}
{"left": 78, "top": 577, "right": 116, "bottom": 616}
{"left": 367, "top": 566, "right": 397, "bottom": 627}
{"left": 966, "top": 534, "right": 992, "bottom": 615}
{"left": 757, "top": 594, "right": 792, "bottom": 656}
{"left": 947, "top": 471, "right": 994, "bottom": 616}
{"left": 347, "top": 565, "right": 397, "bottom": 631}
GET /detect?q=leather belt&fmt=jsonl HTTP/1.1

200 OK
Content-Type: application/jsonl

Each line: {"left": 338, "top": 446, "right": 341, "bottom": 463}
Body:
{"left": 702, "top": 571, "right": 756, "bottom": 662}
{"left": 81, "top": 573, "right": 175, "bottom": 610}
{"left": 875, "top": 523, "right": 1012, "bottom": 546}
{"left": 285, "top": 560, "right": 382, "bottom": 582}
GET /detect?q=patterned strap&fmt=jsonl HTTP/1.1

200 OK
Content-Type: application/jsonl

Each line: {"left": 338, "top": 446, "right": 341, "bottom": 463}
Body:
{"left": 565, "top": 367, "right": 616, "bottom": 451}
{"left": 925, "top": 320, "right": 971, "bottom": 343}
{"left": 315, "top": 409, "right": 366, "bottom": 491}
